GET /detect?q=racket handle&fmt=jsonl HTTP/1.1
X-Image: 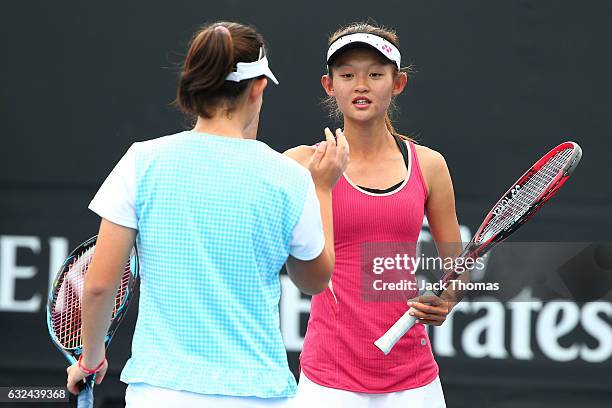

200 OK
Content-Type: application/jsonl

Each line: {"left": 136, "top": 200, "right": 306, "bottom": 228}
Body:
{"left": 374, "top": 307, "right": 418, "bottom": 355}
{"left": 77, "top": 376, "right": 94, "bottom": 408}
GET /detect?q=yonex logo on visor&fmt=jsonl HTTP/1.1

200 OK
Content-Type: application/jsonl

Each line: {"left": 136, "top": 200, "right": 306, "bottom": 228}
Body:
{"left": 226, "top": 47, "right": 279, "bottom": 85}
{"left": 327, "top": 33, "right": 401, "bottom": 70}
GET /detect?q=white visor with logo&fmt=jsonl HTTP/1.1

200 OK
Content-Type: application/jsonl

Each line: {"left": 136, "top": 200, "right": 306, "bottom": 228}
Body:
{"left": 327, "top": 33, "right": 401, "bottom": 70}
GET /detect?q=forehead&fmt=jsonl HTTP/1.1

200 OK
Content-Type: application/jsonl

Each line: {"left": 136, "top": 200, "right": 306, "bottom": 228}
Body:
{"left": 331, "top": 47, "right": 392, "bottom": 68}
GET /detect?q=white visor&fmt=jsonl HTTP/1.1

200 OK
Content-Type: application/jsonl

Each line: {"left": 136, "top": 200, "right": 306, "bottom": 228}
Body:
{"left": 327, "top": 33, "right": 401, "bottom": 70}
{"left": 225, "top": 47, "right": 279, "bottom": 85}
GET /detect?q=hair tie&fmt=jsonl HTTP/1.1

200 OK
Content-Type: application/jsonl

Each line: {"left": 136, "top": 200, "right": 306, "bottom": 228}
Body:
{"left": 214, "top": 25, "right": 231, "bottom": 36}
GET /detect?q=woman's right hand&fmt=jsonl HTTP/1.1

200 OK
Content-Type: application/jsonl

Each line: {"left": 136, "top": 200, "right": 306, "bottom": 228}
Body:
{"left": 308, "top": 127, "right": 350, "bottom": 191}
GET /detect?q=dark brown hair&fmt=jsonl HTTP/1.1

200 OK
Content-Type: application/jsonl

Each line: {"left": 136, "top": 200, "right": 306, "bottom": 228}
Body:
{"left": 324, "top": 22, "right": 414, "bottom": 140}
{"left": 175, "top": 21, "right": 266, "bottom": 118}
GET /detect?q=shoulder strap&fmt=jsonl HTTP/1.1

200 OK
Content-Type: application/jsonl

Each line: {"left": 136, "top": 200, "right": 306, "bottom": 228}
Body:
{"left": 393, "top": 134, "right": 410, "bottom": 170}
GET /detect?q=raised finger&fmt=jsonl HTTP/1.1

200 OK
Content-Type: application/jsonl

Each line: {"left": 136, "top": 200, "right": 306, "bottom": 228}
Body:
{"left": 335, "top": 128, "right": 349, "bottom": 152}
{"left": 335, "top": 129, "right": 349, "bottom": 164}
{"left": 323, "top": 128, "right": 337, "bottom": 155}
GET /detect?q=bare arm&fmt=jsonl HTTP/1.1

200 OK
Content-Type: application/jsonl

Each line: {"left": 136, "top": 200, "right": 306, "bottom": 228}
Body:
{"left": 82, "top": 219, "right": 136, "bottom": 363}
{"left": 422, "top": 147, "right": 462, "bottom": 259}
{"left": 66, "top": 219, "right": 136, "bottom": 394}
{"left": 408, "top": 146, "right": 463, "bottom": 325}
{"left": 283, "top": 129, "right": 348, "bottom": 294}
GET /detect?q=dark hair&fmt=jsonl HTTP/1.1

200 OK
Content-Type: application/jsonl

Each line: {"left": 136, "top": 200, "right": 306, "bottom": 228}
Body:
{"left": 175, "top": 21, "right": 266, "bottom": 119}
{"left": 324, "top": 22, "right": 414, "bottom": 140}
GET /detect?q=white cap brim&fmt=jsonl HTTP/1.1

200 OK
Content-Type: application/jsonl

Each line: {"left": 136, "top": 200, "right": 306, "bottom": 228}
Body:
{"left": 226, "top": 56, "right": 279, "bottom": 85}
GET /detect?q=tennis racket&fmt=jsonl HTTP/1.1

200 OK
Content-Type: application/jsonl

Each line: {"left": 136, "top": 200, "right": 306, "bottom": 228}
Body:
{"left": 374, "top": 141, "right": 582, "bottom": 355}
{"left": 46, "top": 235, "right": 139, "bottom": 407}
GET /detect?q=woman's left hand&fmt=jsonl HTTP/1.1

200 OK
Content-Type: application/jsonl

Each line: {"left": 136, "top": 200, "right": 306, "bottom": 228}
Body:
{"left": 407, "top": 294, "right": 452, "bottom": 326}
{"left": 66, "top": 358, "right": 108, "bottom": 395}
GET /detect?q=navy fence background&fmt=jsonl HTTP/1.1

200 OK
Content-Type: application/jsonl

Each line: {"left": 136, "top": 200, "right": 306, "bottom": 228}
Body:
{"left": 1, "top": 1, "right": 611, "bottom": 407}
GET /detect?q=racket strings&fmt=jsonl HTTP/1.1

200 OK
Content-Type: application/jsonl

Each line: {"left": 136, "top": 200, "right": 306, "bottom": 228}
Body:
{"left": 478, "top": 148, "right": 574, "bottom": 242}
{"left": 115, "top": 262, "right": 131, "bottom": 310}
{"left": 50, "top": 246, "right": 134, "bottom": 349}
{"left": 51, "top": 246, "right": 94, "bottom": 349}
{"left": 510, "top": 149, "right": 572, "bottom": 209}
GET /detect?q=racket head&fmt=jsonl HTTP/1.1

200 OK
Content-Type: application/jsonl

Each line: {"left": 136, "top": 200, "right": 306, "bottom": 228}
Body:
{"left": 473, "top": 141, "right": 582, "bottom": 251}
{"left": 46, "top": 235, "right": 139, "bottom": 361}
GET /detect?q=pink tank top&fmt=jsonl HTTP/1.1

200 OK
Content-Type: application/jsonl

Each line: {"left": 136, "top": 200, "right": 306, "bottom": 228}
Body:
{"left": 300, "top": 141, "right": 439, "bottom": 393}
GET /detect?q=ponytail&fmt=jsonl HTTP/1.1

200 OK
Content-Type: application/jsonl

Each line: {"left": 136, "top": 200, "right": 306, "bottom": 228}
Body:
{"left": 385, "top": 111, "right": 413, "bottom": 141}
{"left": 189, "top": 25, "right": 235, "bottom": 94}
{"left": 175, "top": 22, "right": 265, "bottom": 119}
{"left": 384, "top": 114, "right": 396, "bottom": 136}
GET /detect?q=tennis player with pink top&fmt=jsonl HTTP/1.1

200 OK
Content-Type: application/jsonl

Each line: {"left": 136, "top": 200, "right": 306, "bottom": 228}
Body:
{"left": 285, "top": 22, "right": 462, "bottom": 407}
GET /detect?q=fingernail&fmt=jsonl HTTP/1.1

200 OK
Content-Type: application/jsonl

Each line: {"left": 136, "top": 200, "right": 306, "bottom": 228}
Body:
{"left": 409, "top": 311, "right": 415, "bottom": 316}
{"left": 407, "top": 302, "right": 412, "bottom": 307}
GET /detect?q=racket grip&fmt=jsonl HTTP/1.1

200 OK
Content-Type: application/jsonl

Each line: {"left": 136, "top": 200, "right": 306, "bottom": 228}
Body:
{"left": 77, "top": 376, "right": 94, "bottom": 408}
{"left": 374, "top": 307, "right": 418, "bottom": 355}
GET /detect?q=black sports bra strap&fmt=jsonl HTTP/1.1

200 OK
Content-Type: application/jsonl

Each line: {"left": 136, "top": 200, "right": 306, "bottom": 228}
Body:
{"left": 355, "top": 134, "right": 410, "bottom": 194}
{"left": 393, "top": 134, "right": 410, "bottom": 170}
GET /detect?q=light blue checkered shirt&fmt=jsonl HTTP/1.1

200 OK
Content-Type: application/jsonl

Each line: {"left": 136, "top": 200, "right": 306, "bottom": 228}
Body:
{"left": 118, "top": 132, "right": 311, "bottom": 397}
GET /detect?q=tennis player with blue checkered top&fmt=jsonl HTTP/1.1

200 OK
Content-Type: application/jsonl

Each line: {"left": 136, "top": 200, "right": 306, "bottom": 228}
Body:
{"left": 66, "top": 21, "right": 349, "bottom": 407}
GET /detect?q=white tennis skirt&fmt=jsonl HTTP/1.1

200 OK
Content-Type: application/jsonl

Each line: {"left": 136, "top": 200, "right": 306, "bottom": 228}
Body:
{"left": 290, "top": 371, "right": 446, "bottom": 408}
{"left": 125, "top": 383, "right": 291, "bottom": 408}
